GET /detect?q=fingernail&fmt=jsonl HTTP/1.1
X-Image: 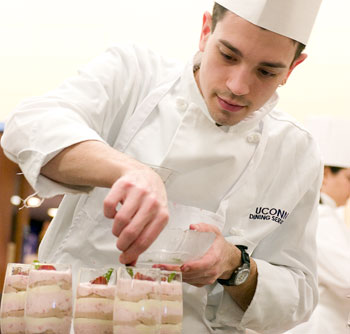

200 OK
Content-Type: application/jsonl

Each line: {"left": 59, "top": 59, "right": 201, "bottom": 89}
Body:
{"left": 181, "top": 266, "right": 190, "bottom": 272}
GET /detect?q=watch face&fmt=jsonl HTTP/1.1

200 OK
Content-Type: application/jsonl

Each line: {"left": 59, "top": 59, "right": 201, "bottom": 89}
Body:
{"left": 234, "top": 268, "right": 250, "bottom": 285}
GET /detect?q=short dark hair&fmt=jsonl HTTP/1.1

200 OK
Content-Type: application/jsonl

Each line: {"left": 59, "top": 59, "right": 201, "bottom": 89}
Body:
{"left": 211, "top": 3, "right": 306, "bottom": 64}
{"left": 326, "top": 166, "right": 343, "bottom": 174}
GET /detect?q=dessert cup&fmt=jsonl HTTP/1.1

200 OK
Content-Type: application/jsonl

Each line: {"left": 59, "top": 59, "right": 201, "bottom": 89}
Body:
{"left": 159, "top": 271, "right": 182, "bottom": 334}
{"left": 73, "top": 267, "right": 116, "bottom": 334}
{"left": 0, "top": 263, "right": 31, "bottom": 334}
{"left": 113, "top": 267, "right": 161, "bottom": 334}
{"left": 24, "top": 262, "right": 72, "bottom": 334}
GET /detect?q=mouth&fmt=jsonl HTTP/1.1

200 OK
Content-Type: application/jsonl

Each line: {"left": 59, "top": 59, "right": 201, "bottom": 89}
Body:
{"left": 217, "top": 96, "right": 245, "bottom": 113}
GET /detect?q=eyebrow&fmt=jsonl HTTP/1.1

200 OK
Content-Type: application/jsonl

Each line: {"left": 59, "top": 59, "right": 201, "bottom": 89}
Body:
{"left": 219, "top": 39, "right": 288, "bottom": 69}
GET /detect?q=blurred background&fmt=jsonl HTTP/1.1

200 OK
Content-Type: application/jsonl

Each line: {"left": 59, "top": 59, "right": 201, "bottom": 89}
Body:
{"left": 0, "top": 0, "right": 349, "bottom": 294}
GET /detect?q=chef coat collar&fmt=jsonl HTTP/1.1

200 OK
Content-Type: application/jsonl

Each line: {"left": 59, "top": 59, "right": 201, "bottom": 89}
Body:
{"left": 320, "top": 192, "right": 337, "bottom": 208}
{"left": 178, "top": 54, "right": 279, "bottom": 134}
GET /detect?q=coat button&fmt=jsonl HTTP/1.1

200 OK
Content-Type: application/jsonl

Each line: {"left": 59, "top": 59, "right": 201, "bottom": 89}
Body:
{"left": 246, "top": 133, "right": 261, "bottom": 144}
{"left": 230, "top": 227, "right": 244, "bottom": 236}
{"left": 175, "top": 97, "right": 188, "bottom": 111}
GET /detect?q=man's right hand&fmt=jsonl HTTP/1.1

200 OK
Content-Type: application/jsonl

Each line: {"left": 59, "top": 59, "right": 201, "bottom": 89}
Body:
{"left": 104, "top": 167, "right": 169, "bottom": 265}
{"left": 40, "top": 140, "right": 169, "bottom": 264}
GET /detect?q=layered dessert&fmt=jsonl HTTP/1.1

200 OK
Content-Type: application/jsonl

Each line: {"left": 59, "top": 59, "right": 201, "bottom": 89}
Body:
{"left": 113, "top": 268, "right": 161, "bottom": 334}
{"left": 25, "top": 263, "right": 72, "bottom": 334}
{"left": 0, "top": 264, "right": 30, "bottom": 334}
{"left": 74, "top": 268, "right": 115, "bottom": 334}
{"left": 159, "top": 272, "right": 183, "bottom": 334}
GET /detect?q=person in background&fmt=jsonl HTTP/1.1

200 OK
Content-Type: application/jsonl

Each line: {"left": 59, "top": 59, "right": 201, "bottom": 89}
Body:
{"left": 287, "top": 117, "right": 350, "bottom": 334}
{"left": 1, "top": 1, "right": 323, "bottom": 333}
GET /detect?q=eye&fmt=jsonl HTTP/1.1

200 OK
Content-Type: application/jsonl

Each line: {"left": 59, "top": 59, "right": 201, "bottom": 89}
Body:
{"left": 259, "top": 68, "right": 276, "bottom": 78}
{"left": 219, "top": 50, "right": 235, "bottom": 62}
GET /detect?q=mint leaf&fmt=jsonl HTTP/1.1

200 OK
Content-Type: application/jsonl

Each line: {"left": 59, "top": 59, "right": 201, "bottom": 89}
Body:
{"left": 33, "top": 260, "right": 40, "bottom": 270}
{"left": 167, "top": 272, "right": 176, "bottom": 283}
{"left": 104, "top": 268, "right": 114, "bottom": 283}
{"left": 126, "top": 267, "right": 134, "bottom": 278}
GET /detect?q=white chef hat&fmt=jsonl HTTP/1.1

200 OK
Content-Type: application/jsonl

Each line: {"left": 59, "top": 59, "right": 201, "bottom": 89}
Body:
{"left": 304, "top": 116, "right": 350, "bottom": 169}
{"left": 215, "top": 0, "right": 322, "bottom": 45}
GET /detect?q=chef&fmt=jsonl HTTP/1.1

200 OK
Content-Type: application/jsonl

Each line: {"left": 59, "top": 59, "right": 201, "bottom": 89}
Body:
{"left": 288, "top": 117, "right": 350, "bottom": 334}
{"left": 1, "top": 0, "right": 323, "bottom": 333}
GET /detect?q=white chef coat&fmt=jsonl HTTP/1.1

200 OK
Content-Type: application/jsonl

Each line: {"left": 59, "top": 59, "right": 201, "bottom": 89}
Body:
{"left": 1, "top": 44, "right": 323, "bottom": 334}
{"left": 288, "top": 193, "right": 350, "bottom": 334}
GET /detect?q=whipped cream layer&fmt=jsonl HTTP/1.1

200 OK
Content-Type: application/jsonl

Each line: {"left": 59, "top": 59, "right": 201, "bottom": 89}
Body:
{"left": 114, "top": 299, "right": 161, "bottom": 326}
{"left": 74, "top": 318, "right": 113, "bottom": 334}
{"left": 0, "top": 316, "right": 26, "bottom": 334}
{"left": 160, "top": 323, "right": 182, "bottom": 334}
{"left": 25, "top": 316, "right": 72, "bottom": 334}
{"left": 161, "top": 300, "right": 182, "bottom": 324}
{"left": 1, "top": 291, "right": 26, "bottom": 316}
{"left": 113, "top": 324, "right": 160, "bottom": 334}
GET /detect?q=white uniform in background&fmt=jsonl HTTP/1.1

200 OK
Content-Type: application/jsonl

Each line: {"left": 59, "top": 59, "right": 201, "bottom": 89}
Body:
{"left": 288, "top": 117, "right": 350, "bottom": 334}
{"left": 1, "top": 0, "right": 323, "bottom": 332}
{"left": 288, "top": 194, "right": 350, "bottom": 334}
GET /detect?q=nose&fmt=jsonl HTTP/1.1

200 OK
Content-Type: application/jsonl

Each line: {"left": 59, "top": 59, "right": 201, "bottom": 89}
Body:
{"left": 226, "top": 66, "right": 250, "bottom": 96}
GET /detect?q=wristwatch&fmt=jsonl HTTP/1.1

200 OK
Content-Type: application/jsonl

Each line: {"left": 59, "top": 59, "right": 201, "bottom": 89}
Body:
{"left": 217, "top": 245, "right": 250, "bottom": 286}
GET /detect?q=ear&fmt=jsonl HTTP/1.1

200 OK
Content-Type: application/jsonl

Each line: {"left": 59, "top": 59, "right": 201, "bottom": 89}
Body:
{"left": 199, "top": 11, "right": 212, "bottom": 52}
{"left": 283, "top": 53, "right": 307, "bottom": 84}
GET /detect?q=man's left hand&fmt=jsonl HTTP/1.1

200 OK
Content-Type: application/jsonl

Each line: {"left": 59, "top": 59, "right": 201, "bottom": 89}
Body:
{"left": 154, "top": 223, "right": 240, "bottom": 287}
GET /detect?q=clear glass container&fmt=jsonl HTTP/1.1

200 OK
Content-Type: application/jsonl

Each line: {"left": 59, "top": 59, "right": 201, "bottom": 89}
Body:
{"left": 137, "top": 228, "right": 215, "bottom": 266}
{"left": 159, "top": 270, "right": 183, "bottom": 334}
{"left": 73, "top": 267, "right": 116, "bottom": 334}
{"left": 113, "top": 267, "right": 161, "bottom": 334}
{"left": 0, "top": 263, "right": 31, "bottom": 334}
{"left": 24, "top": 262, "right": 72, "bottom": 334}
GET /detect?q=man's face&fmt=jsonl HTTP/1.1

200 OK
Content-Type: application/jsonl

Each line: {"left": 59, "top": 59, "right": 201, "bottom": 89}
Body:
{"left": 323, "top": 168, "right": 350, "bottom": 207}
{"left": 195, "top": 11, "right": 305, "bottom": 126}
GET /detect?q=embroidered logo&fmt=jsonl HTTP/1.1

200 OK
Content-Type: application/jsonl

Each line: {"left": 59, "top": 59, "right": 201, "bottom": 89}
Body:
{"left": 249, "top": 207, "right": 289, "bottom": 224}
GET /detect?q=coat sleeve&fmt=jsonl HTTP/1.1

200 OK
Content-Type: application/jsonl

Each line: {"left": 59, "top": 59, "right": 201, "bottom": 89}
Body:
{"left": 316, "top": 206, "right": 350, "bottom": 299}
{"left": 0, "top": 44, "right": 172, "bottom": 198}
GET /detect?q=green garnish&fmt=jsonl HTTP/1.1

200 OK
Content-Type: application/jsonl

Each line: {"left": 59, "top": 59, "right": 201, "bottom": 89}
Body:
{"left": 126, "top": 267, "right": 134, "bottom": 278}
{"left": 103, "top": 268, "right": 114, "bottom": 282}
{"left": 167, "top": 272, "right": 176, "bottom": 283}
{"left": 33, "top": 260, "right": 40, "bottom": 269}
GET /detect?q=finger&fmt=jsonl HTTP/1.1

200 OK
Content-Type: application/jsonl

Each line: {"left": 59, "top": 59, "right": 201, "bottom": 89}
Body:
{"left": 112, "top": 188, "right": 147, "bottom": 237}
{"left": 104, "top": 182, "right": 125, "bottom": 218}
{"left": 181, "top": 247, "right": 217, "bottom": 273}
{"left": 119, "top": 211, "right": 168, "bottom": 264}
{"left": 117, "top": 196, "right": 167, "bottom": 251}
{"left": 152, "top": 264, "right": 182, "bottom": 271}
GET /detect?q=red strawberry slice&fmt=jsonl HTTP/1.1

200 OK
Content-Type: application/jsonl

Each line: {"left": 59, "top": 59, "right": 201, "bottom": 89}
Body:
{"left": 90, "top": 276, "right": 108, "bottom": 285}
{"left": 37, "top": 265, "right": 56, "bottom": 271}
{"left": 134, "top": 272, "right": 155, "bottom": 281}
